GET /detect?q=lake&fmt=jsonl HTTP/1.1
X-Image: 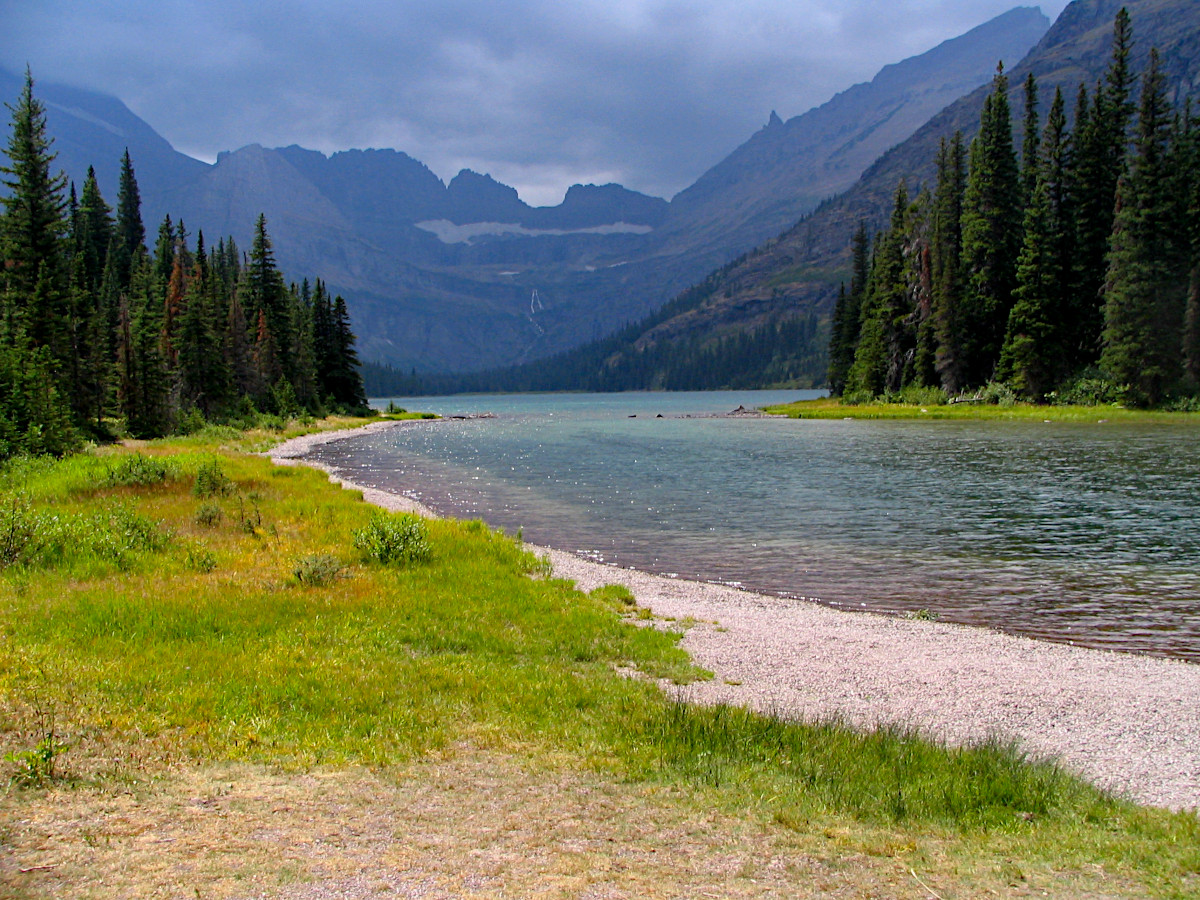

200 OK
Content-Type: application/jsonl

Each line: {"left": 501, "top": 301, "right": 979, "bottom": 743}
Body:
{"left": 308, "top": 391, "right": 1200, "bottom": 662}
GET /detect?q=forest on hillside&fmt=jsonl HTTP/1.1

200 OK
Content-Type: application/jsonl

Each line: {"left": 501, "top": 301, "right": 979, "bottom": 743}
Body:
{"left": 830, "top": 10, "right": 1200, "bottom": 409}
{"left": 0, "top": 71, "right": 368, "bottom": 459}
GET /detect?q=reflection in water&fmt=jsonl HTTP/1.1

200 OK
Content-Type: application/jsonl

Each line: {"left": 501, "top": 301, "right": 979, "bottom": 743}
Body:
{"left": 313, "top": 392, "right": 1200, "bottom": 661}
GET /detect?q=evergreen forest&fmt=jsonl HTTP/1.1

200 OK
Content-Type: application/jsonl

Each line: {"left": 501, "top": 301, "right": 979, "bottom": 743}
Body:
{"left": 0, "top": 71, "right": 368, "bottom": 459}
{"left": 829, "top": 11, "right": 1200, "bottom": 408}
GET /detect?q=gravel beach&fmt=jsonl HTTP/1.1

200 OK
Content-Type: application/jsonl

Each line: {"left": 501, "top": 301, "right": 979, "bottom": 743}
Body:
{"left": 271, "top": 422, "right": 1200, "bottom": 811}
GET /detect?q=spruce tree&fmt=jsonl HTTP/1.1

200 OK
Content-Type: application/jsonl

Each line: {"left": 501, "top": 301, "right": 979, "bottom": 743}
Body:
{"left": 1068, "top": 10, "right": 1136, "bottom": 369}
{"left": 847, "top": 183, "right": 911, "bottom": 396}
{"left": 114, "top": 148, "right": 145, "bottom": 290}
{"left": 959, "top": 64, "right": 1022, "bottom": 388}
{"left": 932, "top": 132, "right": 968, "bottom": 394}
{"left": 1100, "top": 50, "right": 1185, "bottom": 405}
{"left": 0, "top": 68, "right": 69, "bottom": 357}
{"left": 1000, "top": 86, "right": 1074, "bottom": 400}
{"left": 826, "top": 222, "right": 869, "bottom": 395}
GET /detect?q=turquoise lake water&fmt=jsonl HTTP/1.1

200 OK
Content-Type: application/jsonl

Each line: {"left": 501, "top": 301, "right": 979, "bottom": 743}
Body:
{"left": 309, "top": 391, "right": 1200, "bottom": 661}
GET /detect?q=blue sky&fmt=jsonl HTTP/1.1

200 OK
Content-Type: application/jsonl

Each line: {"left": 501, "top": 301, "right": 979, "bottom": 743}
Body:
{"left": 1, "top": 0, "right": 1070, "bottom": 205}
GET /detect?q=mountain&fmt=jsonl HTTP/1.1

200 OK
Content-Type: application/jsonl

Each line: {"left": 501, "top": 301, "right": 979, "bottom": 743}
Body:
{"left": 0, "top": 6, "right": 1049, "bottom": 373}
{"left": 543, "top": 0, "right": 1200, "bottom": 391}
{"left": 651, "top": 7, "right": 1050, "bottom": 262}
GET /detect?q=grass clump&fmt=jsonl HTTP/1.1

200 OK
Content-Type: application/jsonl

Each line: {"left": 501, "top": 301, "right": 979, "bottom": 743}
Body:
{"left": 293, "top": 552, "right": 343, "bottom": 586}
{"left": 100, "top": 452, "right": 179, "bottom": 487}
{"left": 353, "top": 512, "right": 431, "bottom": 566}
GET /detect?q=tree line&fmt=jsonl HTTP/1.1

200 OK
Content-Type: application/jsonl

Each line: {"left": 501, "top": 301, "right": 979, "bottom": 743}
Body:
{"left": 828, "top": 10, "right": 1200, "bottom": 408}
{"left": 0, "top": 71, "right": 367, "bottom": 458}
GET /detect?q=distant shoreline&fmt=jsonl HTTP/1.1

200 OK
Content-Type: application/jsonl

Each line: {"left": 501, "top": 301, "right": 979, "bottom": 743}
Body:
{"left": 271, "top": 423, "right": 1200, "bottom": 811}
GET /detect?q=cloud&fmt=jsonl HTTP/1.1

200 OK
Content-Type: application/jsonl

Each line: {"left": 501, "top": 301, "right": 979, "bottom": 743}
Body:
{"left": 0, "top": 0, "right": 1069, "bottom": 205}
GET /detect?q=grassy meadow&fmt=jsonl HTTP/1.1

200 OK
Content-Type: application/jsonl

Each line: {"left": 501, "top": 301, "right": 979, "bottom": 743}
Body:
{"left": 0, "top": 419, "right": 1197, "bottom": 897}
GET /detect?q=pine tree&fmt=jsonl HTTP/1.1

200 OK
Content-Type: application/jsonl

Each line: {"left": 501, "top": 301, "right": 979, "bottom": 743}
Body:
{"left": 0, "top": 68, "right": 69, "bottom": 357}
{"left": 114, "top": 148, "right": 145, "bottom": 291}
{"left": 327, "top": 294, "right": 368, "bottom": 410}
{"left": 959, "top": 64, "right": 1022, "bottom": 388}
{"left": 1100, "top": 50, "right": 1186, "bottom": 405}
{"left": 847, "top": 183, "right": 911, "bottom": 396}
{"left": 1068, "top": 10, "right": 1136, "bottom": 369}
{"left": 827, "top": 222, "right": 868, "bottom": 395}
{"left": 932, "top": 132, "right": 968, "bottom": 394}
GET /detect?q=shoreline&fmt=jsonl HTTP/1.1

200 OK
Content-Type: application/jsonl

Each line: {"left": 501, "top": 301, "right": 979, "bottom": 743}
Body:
{"left": 270, "top": 423, "right": 1200, "bottom": 811}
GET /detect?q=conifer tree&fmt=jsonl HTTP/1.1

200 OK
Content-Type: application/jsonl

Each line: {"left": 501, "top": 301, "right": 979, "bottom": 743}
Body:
{"left": 1069, "top": 10, "right": 1136, "bottom": 369}
{"left": 932, "top": 132, "right": 968, "bottom": 394}
{"left": 1100, "top": 50, "right": 1185, "bottom": 405}
{"left": 0, "top": 68, "right": 69, "bottom": 356}
{"left": 1000, "top": 86, "right": 1075, "bottom": 400}
{"left": 114, "top": 148, "right": 145, "bottom": 290}
{"left": 1020, "top": 73, "right": 1041, "bottom": 205}
{"left": 827, "top": 222, "right": 869, "bottom": 395}
{"left": 959, "top": 64, "right": 1022, "bottom": 388}
{"left": 847, "top": 183, "right": 911, "bottom": 396}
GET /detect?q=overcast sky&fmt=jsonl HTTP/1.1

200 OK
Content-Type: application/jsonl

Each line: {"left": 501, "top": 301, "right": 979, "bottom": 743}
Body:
{"left": 2, "top": 0, "right": 1069, "bottom": 206}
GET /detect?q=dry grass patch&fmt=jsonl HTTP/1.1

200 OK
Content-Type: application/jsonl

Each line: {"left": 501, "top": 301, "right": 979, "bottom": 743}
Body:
{"left": 1, "top": 749, "right": 1143, "bottom": 900}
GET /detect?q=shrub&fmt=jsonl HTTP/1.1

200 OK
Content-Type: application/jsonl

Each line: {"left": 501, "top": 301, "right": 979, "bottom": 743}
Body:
{"left": 1048, "top": 369, "right": 1127, "bottom": 407}
{"left": 192, "top": 458, "right": 234, "bottom": 498}
{"left": 977, "top": 381, "right": 1017, "bottom": 407}
{"left": 185, "top": 546, "right": 217, "bottom": 573}
{"left": 102, "top": 453, "right": 179, "bottom": 487}
{"left": 353, "top": 513, "right": 431, "bottom": 566}
{"left": 193, "top": 501, "right": 223, "bottom": 527}
{"left": 293, "top": 553, "right": 343, "bottom": 586}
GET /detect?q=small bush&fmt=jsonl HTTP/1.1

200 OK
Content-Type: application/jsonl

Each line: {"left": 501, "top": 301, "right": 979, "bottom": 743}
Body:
{"left": 192, "top": 458, "right": 234, "bottom": 498}
{"left": 0, "top": 495, "right": 49, "bottom": 567}
{"left": 185, "top": 546, "right": 217, "bottom": 573}
{"left": 174, "top": 407, "right": 207, "bottom": 436}
{"left": 102, "top": 453, "right": 178, "bottom": 487}
{"left": 353, "top": 513, "right": 431, "bottom": 566}
{"left": 976, "top": 381, "right": 1018, "bottom": 407}
{"left": 1048, "top": 370, "right": 1128, "bottom": 407}
{"left": 194, "top": 501, "right": 224, "bottom": 527}
{"left": 293, "top": 553, "right": 343, "bottom": 586}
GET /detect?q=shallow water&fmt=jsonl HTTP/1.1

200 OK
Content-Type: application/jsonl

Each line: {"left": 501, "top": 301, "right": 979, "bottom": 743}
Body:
{"left": 312, "top": 391, "right": 1200, "bottom": 661}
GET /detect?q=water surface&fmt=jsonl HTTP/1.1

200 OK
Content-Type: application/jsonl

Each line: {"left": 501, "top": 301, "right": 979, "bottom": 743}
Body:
{"left": 311, "top": 391, "right": 1200, "bottom": 661}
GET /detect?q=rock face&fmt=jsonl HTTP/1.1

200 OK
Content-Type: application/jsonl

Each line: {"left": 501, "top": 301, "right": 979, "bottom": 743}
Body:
{"left": 0, "top": 6, "right": 1051, "bottom": 373}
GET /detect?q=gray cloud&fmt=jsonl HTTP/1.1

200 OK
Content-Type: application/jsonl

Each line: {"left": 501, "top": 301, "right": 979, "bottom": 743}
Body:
{"left": 1, "top": 0, "right": 1069, "bottom": 205}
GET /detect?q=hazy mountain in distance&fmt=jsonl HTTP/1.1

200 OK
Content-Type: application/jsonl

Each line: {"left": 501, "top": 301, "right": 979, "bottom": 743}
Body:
{"left": 654, "top": 6, "right": 1050, "bottom": 262}
{"left": 0, "top": 5, "right": 1050, "bottom": 373}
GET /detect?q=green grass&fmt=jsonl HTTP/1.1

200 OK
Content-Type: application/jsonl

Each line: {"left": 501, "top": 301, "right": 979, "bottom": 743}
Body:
{"left": 764, "top": 396, "right": 1200, "bottom": 424}
{"left": 1, "top": 430, "right": 1197, "bottom": 895}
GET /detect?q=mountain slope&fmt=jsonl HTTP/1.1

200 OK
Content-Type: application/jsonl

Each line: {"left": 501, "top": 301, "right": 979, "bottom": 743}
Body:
{"left": 654, "top": 7, "right": 1049, "bottom": 261}
{"left": 560, "top": 0, "right": 1200, "bottom": 389}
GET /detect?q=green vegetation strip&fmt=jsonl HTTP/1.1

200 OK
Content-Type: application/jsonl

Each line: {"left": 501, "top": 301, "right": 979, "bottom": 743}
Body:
{"left": 1, "top": 427, "right": 1197, "bottom": 895}
{"left": 764, "top": 397, "right": 1200, "bottom": 424}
